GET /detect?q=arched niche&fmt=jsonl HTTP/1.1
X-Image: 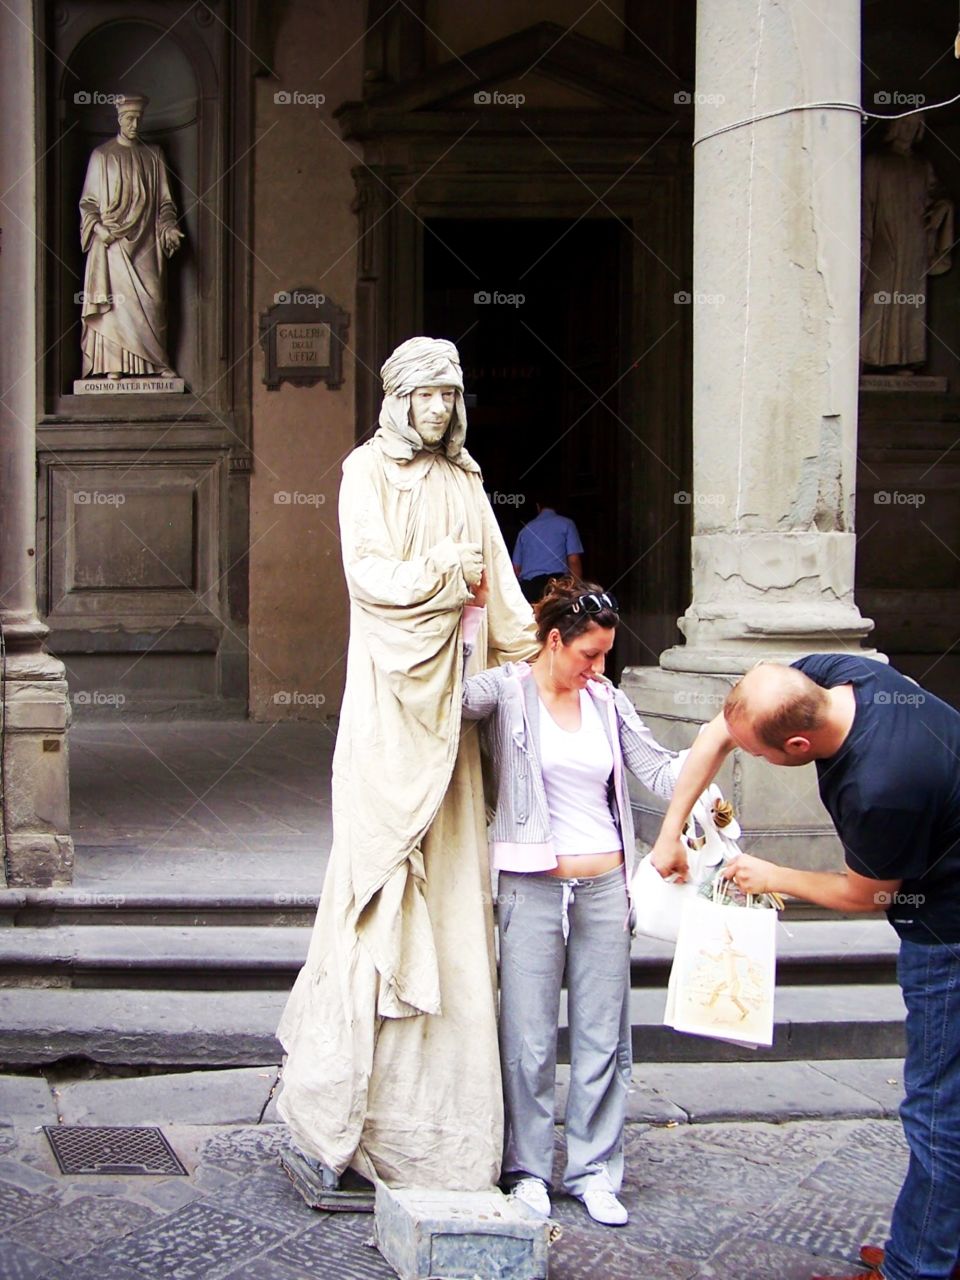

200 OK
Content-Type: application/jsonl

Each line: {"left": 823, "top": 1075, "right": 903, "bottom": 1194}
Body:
{"left": 51, "top": 14, "right": 220, "bottom": 399}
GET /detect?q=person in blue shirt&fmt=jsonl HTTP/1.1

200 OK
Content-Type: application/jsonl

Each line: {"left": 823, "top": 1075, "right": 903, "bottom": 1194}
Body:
{"left": 650, "top": 656, "right": 960, "bottom": 1280}
{"left": 512, "top": 498, "right": 584, "bottom": 603}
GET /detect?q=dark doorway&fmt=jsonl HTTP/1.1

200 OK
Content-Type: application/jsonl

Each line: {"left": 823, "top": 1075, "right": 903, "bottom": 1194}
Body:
{"left": 423, "top": 218, "right": 628, "bottom": 618}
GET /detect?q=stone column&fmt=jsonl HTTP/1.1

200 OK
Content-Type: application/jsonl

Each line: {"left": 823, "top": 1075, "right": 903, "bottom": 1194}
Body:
{"left": 0, "top": 0, "right": 74, "bottom": 886}
{"left": 623, "top": 0, "right": 871, "bottom": 868}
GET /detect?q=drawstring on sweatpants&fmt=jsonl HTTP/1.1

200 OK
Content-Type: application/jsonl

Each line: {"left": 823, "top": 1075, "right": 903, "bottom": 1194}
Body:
{"left": 561, "top": 879, "right": 580, "bottom": 943}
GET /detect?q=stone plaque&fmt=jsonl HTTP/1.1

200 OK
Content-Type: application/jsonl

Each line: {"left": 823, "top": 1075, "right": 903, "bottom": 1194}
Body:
{"left": 73, "top": 377, "right": 186, "bottom": 394}
{"left": 275, "top": 322, "right": 331, "bottom": 368}
{"left": 259, "top": 288, "right": 349, "bottom": 390}
{"left": 860, "top": 375, "right": 948, "bottom": 393}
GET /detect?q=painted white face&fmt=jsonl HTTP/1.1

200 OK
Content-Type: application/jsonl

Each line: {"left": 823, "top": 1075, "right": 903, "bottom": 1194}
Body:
{"left": 118, "top": 111, "right": 143, "bottom": 142}
{"left": 409, "top": 385, "right": 456, "bottom": 446}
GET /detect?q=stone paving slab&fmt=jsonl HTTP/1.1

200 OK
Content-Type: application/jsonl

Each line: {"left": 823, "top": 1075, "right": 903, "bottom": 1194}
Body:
{"left": 54, "top": 1067, "right": 280, "bottom": 1127}
{"left": 637, "top": 1059, "right": 898, "bottom": 1123}
{"left": 0, "top": 1116, "right": 908, "bottom": 1280}
{"left": 73, "top": 1058, "right": 896, "bottom": 1134}
{"left": 808, "top": 1057, "right": 904, "bottom": 1117}
{"left": 0, "top": 1077, "right": 57, "bottom": 1129}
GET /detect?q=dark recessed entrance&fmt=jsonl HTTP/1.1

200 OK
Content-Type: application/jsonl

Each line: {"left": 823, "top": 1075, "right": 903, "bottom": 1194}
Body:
{"left": 423, "top": 218, "right": 627, "bottom": 607}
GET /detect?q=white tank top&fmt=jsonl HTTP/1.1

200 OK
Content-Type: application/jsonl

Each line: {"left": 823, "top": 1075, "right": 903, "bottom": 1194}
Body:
{"left": 538, "top": 691, "right": 622, "bottom": 856}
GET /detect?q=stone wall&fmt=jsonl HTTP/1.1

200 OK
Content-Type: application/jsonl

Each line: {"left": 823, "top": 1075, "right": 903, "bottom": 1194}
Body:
{"left": 248, "top": 2, "right": 364, "bottom": 720}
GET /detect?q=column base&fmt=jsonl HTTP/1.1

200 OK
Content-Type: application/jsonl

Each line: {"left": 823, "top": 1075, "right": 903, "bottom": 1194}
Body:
{"left": 620, "top": 665, "right": 844, "bottom": 875}
{"left": 2, "top": 676, "right": 74, "bottom": 887}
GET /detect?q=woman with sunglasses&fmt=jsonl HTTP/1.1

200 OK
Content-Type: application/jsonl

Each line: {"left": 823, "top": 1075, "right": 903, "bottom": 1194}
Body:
{"left": 460, "top": 575, "right": 678, "bottom": 1226}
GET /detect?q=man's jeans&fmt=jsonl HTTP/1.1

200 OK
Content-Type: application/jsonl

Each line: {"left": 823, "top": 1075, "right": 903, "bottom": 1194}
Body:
{"left": 882, "top": 940, "right": 960, "bottom": 1280}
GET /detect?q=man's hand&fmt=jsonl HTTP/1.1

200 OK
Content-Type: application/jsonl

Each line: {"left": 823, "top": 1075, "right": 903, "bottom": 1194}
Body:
{"left": 722, "top": 853, "right": 778, "bottom": 895}
{"left": 467, "top": 569, "right": 489, "bottom": 609}
{"left": 455, "top": 542, "right": 484, "bottom": 588}
{"left": 650, "top": 834, "right": 689, "bottom": 882}
{"left": 94, "top": 223, "right": 116, "bottom": 246}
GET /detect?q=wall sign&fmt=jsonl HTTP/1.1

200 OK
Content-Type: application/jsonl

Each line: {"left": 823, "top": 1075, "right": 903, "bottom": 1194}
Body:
{"left": 259, "top": 288, "right": 349, "bottom": 390}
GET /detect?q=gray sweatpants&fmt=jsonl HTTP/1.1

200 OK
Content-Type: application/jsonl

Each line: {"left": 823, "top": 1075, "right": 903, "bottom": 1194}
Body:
{"left": 497, "top": 866, "right": 632, "bottom": 1196}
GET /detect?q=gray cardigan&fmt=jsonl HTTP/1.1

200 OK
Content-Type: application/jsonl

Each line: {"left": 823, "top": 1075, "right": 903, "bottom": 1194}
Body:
{"left": 461, "top": 660, "right": 678, "bottom": 877}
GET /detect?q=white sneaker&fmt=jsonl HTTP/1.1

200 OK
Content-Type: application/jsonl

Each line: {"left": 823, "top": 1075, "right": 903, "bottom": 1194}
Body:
{"left": 580, "top": 1187, "right": 628, "bottom": 1226}
{"left": 509, "top": 1176, "right": 551, "bottom": 1218}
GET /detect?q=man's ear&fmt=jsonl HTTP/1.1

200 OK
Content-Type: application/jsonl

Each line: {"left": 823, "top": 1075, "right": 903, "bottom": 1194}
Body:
{"left": 783, "top": 736, "right": 813, "bottom": 758}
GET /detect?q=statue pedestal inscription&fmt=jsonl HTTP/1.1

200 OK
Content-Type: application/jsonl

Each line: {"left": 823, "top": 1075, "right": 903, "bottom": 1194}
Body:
{"left": 860, "top": 374, "right": 948, "bottom": 393}
{"left": 73, "top": 377, "right": 186, "bottom": 394}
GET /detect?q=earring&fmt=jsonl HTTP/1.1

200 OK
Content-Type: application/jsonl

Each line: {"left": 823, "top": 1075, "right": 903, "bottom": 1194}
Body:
{"left": 549, "top": 645, "right": 556, "bottom": 682}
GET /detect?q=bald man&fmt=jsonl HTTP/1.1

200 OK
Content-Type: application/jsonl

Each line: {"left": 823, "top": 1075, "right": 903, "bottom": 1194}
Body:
{"left": 651, "top": 654, "right": 960, "bottom": 1280}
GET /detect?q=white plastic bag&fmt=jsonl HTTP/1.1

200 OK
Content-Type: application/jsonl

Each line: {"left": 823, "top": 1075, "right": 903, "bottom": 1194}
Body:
{"left": 631, "top": 783, "right": 741, "bottom": 942}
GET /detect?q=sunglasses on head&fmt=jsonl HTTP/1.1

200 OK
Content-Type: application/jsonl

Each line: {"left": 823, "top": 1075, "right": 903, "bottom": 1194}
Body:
{"left": 568, "top": 591, "right": 618, "bottom": 615}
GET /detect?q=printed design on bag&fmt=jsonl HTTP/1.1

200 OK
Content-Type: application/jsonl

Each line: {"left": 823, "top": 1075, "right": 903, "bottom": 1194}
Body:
{"left": 686, "top": 921, "right": 765, "bottom": 1024}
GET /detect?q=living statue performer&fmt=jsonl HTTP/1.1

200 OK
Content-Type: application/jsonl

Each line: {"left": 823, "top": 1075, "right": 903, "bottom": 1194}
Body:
{"left": 860, "top": 115, "right": 953, "bottom": 371}
{"left": 277, "top": 336, "right": 538, "bottom": 1193}
{"left": 78, "top": 93, "right": 184, "bottom": 379}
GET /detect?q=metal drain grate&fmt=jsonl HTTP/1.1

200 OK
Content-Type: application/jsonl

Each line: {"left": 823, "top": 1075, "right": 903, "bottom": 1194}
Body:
{"left": 43, "top": 1125, "right": 187, "bottom": 1176}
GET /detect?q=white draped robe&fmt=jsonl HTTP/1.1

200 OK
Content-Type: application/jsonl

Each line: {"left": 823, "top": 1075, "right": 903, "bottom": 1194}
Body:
{"left": 277, "top": 435, "right": 537, "bottom": 1188}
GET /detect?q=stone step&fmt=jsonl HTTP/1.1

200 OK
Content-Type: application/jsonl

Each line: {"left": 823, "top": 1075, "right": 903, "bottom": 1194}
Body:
{"left": 0, "top": 983, "right": 906, "bottom": 1069}
{"left": 0, "top": 886, "right": 320, "bottom": 928}
{"left": 0, "top": 920, "right": 899, "bottom": 990}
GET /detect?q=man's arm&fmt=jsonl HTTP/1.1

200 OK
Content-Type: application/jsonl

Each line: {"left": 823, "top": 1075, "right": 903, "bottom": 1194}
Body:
{"left": 566, "top": 552, "right": 582, "bottom": 579}
{"left": 650, "top": 711, "right": 737, "bottom": 879}
{"left": 724, "top": 854, "right": 902, "bottom": 914}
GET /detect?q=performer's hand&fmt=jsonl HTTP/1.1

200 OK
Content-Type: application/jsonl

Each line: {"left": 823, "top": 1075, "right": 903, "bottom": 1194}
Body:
{"left": 722, "top": 853, "right": 777, "bottom": 895}
{"left": 467, "top": 570, "right": 489, "bottom": 609}
{"left": 650, "top": 834, "right": 689, "bottom": 882}
{"left": 455, "top": 542, "right": 484, "bottom": 588}
{"left": 161, "top": 226, "right": 184, "bottom": 255}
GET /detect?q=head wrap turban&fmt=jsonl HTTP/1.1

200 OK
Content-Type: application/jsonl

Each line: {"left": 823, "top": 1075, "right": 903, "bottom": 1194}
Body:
{"left": 374, "top": 336, "right": 479, "bottom": 472}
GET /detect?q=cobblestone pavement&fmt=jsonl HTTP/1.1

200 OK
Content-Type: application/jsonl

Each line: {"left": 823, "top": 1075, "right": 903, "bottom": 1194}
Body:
{"left": 0, "top": 1116, "right": 905, "bottom": 1279}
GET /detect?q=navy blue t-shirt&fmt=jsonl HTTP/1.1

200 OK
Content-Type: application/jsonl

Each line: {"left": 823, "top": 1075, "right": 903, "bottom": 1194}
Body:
{"left": 792, "top": 654, "right": 960, "bottom": 943}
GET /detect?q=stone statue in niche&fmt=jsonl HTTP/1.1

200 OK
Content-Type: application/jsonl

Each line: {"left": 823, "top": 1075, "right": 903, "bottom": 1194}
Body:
{"left": 860, "top": 116, "right": 953, "bottom": 373}
{"left": 78, "top": 94, "right": 184, "bottom": 383}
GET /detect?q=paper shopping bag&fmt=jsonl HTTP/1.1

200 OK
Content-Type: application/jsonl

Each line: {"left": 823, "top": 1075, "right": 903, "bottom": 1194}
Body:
{"left": 664, "top": 894, "right": 777, "bottom": 1048}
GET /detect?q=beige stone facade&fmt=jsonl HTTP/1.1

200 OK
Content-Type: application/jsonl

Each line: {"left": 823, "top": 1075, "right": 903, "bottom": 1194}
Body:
{"left": 3, "top": 0, "right": 960, "bottom": 882}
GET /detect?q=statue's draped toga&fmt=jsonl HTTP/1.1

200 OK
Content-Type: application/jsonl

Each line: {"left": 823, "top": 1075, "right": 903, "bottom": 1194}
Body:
{"left": 277, "top": 338, "right": 538, "bottom": 1188}
{"left": 79, "top": 130, "right": 181, "bottom": 376}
